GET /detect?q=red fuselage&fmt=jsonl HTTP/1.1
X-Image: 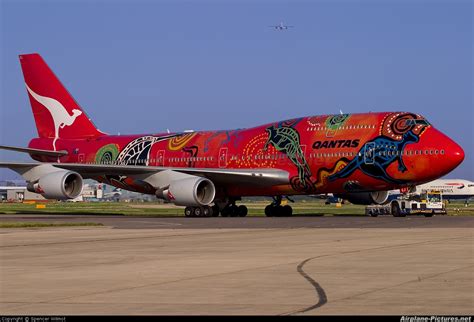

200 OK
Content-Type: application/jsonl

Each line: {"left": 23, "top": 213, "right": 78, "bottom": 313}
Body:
{"left": 28, "top": 111, "right": 465, "bottom": 198}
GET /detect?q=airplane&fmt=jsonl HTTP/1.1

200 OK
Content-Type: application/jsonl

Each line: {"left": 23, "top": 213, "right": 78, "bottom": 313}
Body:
{"left": 269, "top": 22, "right": 294, "bottom": 30}
{"left": 388, "top": 179, "right": 474, "bottom": 205}
{"left": 317, "top": 178, "right": 474, "bottom": 205}
{"left": 103, "top": 187, "right": 123, "bottom": 200}
{"left": 0, "top": 53, "right": 465, "bottom": 217}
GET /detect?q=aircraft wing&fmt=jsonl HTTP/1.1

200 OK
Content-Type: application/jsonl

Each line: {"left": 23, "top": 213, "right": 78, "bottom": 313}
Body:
{"left": 0, "top": 162, "right": 289, "bottom": 186}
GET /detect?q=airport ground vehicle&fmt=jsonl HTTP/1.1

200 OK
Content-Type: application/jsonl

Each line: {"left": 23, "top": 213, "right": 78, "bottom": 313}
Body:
{"left": 366, "top": 190, "right": 447, "bottom": 217}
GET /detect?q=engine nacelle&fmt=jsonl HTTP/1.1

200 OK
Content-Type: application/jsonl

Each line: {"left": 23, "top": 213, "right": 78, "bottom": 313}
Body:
{"left": 27, "top": 170, "right": 83, "bottom": 200}
{"left": 335, "top": 191, "right": 389, "bottom": 205}
{"left": 160, "top": 176, "right": 216, "bottom": 207}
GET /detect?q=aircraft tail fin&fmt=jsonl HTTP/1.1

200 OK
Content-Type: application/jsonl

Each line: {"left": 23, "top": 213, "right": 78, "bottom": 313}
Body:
{"left": 19, "top": 53, "right": 105, "bottom": 142}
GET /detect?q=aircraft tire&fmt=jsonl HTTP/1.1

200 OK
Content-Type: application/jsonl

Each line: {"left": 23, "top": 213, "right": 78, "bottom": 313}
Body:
{"left": 283, "top": 205, "right": 293, "bottom": 217}
{"left": 221, "top": 206, "right": 230, "bottom": 217}
{"left": 202, "top": 206, "right": 212, "bottom": 217}
{"left": 273, "top": 206, "right": 281, "bottom": 217}
{"left": 265, "top": 205, "right": 274, "bottom": 217}
{"left": 194, "top": 206, "right": 203, "bottom": 217}
{"left": 211, "top": 205, "right": 220, "bottom": 217}
{"left": 368, "top": 209, "right": 378, "bottom": 217}
{"left": 238, "top": 205, "right": 248, "bottom": 217}
{"left": 184, "top": 206, "right": 194, "bottom": 217}
{"left": 230, "top": 205, "right": 239, "bottom": 217}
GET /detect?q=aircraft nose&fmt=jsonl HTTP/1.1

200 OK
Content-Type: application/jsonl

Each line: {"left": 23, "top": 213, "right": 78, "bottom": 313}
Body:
{"left": 436, "top": 129, "right": 464, "bottom": 173}
{"left": 446, "top": 136, "right": 465, "bottom": 169}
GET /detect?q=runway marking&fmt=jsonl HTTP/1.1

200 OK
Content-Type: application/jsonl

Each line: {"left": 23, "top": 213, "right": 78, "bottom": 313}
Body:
{"left": 294, "top": 257, "right": 328, "bottom": 313}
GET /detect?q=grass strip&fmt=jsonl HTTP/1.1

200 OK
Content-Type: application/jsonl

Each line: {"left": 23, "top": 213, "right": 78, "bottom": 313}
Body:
{"left": 0, "top": 222, "right": 104, "bottom": 228}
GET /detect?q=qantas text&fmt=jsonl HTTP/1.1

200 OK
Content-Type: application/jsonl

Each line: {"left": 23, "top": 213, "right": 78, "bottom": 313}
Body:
{"left": 312, "top": 139, "right": 360, "bottom": 149}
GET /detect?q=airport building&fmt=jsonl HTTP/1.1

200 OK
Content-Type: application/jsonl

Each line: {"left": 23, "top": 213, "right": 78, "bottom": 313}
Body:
{"left": 1, "top": 183, "right": 104, "bottom": 202}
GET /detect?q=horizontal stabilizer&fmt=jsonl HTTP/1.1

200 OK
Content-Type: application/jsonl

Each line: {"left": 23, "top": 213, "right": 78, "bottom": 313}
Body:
{"left": 0, "top": 145, "right": 68, "bottom": 157}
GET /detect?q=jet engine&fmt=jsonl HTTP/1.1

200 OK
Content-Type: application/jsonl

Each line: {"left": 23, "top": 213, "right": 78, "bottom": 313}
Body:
{"left": 335, "top": 191, "right": 389, "bottom": 205}
{"left": 157, "top": 175, "right": 216, "bottom": 207}
{"left": 27, "top": 170, "right": 83, "bottom": 200}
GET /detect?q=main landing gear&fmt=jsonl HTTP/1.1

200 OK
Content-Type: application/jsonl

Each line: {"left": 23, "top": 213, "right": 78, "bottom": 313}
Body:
{"left": 183, "top": 196, "right": 293, "bottom": 217}
{"left": 184, "top": 206, "right": 217, "bottom": 217}
{"left": 220, "top": 204, "right": 248, "bottom": 217}
{"left": 214, "top": 198, "right": 248, "bottom": 217}
{"left": 265, "top": 196, "right": 293, "bottom": 217}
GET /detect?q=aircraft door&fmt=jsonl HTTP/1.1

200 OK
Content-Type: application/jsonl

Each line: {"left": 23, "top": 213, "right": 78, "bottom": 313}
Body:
{"left": 364, "top": 142, "right": 375, "bottom": 165}
{"left": 218, "top": 147, "right": 228, "bottom": 168}
{"left": 156, "top": 150, "right": 165, "bottom": 166}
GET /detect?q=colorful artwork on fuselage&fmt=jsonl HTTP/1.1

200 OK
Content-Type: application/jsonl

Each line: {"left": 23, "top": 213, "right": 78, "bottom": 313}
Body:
{"left": 264, "top": 124, "right": 313, "bottom": 191}
{"left": 168, "top": 133, "right": 196, "bottom": 151}
{"left": 91, "top": 111, "right": 432, "bottom": 195}
{"left": 326, "top": 114, "right": 350, "bottom": 130}
{"left": 381, "top": 112, "right": 427, "bottom": 139}
{"left": 95, "top": 144, "right": 119, "bottom": 164}
{"left": 326, "top": 112, "right": 429, "bottom": 188}
{"left": 314, "top": 158, "right": 350, "bottom": 189}
{"left": 327, "top": 130, "right": 419, "bottom": 184}
{"left": 203, "top": 130, "right": 243, "bottom": 152}
{"left": 114, "top": 134, "right": 180, "bottom": 165}
{"left": 183, "top": 145, "right": 199, "bottom": 167}
{"left": 234, "top": 133, "right": 277, "bottom": 168}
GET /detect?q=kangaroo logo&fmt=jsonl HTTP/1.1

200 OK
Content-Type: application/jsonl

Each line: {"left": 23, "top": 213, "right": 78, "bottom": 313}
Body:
{"left": 327, "top": 131, "right": 419, "bottom": 185}
{"left": 26, "top": 84, "right": 82, "bottom": 151}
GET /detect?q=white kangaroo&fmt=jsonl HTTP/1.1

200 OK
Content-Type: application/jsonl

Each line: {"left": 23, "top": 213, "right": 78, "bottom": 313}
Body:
{"left": 26, "top": 84, "right": 82, "bottom": 151}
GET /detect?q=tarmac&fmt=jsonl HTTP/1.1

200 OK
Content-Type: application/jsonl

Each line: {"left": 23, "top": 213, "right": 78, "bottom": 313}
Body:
{"left": 1, "top": 215, "right": 473, "bottom": 315}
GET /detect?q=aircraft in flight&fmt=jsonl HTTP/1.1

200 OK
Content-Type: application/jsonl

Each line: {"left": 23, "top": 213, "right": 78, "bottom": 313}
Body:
{"left": 0, "top": 53, "right": 465, "bottom": 217}
{"left": 269, "top": 22, "right": 294, "bottom": 30}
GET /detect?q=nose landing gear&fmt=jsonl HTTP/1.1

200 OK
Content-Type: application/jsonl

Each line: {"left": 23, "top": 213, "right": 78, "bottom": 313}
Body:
{"left": 264, "top": 196, "right": 293, "bottom": 217}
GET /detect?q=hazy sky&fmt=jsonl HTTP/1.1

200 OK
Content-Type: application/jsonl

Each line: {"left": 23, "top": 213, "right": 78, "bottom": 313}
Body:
{"left": 1, "top": 0, "right": 472, "bottom": 180}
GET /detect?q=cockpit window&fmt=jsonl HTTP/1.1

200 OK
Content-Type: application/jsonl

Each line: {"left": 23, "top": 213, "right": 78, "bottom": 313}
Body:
{"left": 405, "top": 119, "right": 430, "bottom": 126}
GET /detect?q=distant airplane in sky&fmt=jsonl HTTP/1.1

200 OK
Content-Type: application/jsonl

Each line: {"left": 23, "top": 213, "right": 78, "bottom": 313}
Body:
{"left": 0, "top": 53, "right": 465, "bottom": 217}
{"left": 269, "top": 22, "right": 294, "bottom": 30}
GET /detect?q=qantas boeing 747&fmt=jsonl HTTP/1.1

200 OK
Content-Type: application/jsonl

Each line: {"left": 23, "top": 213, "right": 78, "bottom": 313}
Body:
{"left": 0, "top": 53, "right": 465, "bottom": 216}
